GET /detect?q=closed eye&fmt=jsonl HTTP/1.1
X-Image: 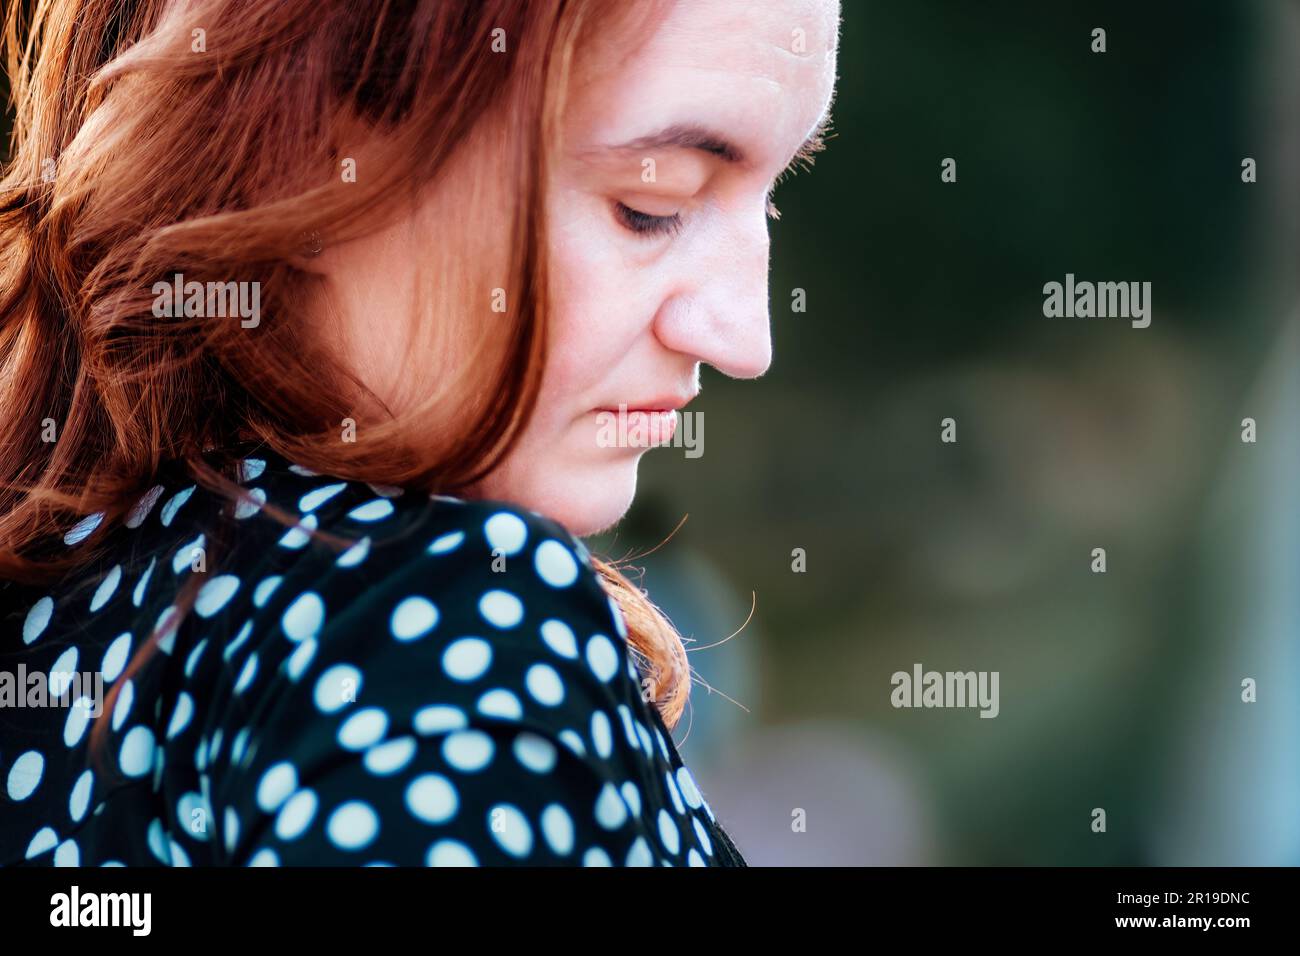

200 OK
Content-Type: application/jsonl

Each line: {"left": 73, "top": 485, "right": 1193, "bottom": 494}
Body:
{"left": 614, "top": 201, "right": 683, "bottom": 238}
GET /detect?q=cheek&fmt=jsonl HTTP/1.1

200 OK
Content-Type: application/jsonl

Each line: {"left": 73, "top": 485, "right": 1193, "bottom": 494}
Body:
{"left": 542, "top": 200, "right": 645, "bottom": 405}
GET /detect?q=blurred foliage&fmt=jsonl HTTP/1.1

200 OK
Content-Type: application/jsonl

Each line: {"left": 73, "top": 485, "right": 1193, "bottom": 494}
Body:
{"left": 2, "top": 0, "right": 1293, "bottom": 864}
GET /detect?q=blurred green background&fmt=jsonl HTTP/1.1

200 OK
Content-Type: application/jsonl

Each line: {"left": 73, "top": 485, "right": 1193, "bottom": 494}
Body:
{"left": 4, "top": 0, "right": 1296, "bottom": 865}
{"left": 594, "top": 0, "right": 1300, "bottom": 865}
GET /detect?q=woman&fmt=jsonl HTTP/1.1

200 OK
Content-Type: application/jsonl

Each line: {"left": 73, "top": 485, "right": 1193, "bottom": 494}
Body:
{"left": 0, "top": 0, "right": 839, "bottom": 866}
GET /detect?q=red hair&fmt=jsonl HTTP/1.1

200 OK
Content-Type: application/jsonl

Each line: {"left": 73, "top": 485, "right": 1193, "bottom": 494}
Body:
{"left": 0, "top": 0, "right": 691, "bottom": 762}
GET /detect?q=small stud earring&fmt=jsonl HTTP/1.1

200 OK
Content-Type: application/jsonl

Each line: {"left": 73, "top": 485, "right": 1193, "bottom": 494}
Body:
{"left": 300, "top": 230, "right": 323, "bottom": 258}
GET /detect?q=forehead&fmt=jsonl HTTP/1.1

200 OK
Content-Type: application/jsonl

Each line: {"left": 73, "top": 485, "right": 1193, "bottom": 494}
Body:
{"left": 565, "top": 0, "right": 840, "bottom": 170}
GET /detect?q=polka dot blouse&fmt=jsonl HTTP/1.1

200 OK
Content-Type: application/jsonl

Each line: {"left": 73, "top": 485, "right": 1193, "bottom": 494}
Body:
{"left": 0, "top": 449, "right": 747, "bottom": 867}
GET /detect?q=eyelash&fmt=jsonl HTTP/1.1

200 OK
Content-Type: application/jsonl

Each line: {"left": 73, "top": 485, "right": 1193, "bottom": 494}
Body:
{"left": 613, "top": 188, "right": 784, "bottom": 238}
{"left": 614, "top": 202, "right": 683, "bottom": 238}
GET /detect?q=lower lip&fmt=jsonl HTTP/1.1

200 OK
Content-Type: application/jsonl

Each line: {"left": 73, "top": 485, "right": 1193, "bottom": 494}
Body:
{"left": 596, "top": 408, "right": 679, "bottom": 446}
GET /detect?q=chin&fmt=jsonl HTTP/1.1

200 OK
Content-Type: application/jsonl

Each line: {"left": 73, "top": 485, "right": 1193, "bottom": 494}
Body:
{"left": 475, "top": 452, "right": 642, "bottom": 538}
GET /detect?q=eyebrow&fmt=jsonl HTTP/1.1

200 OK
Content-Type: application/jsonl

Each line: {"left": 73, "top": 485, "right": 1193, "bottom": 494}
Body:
{"left": 596, "top": 111, "right": 833, "bottom": 171}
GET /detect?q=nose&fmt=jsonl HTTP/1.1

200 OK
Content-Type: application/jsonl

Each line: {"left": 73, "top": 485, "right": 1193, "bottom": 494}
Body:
{"left": 652, "top": 199, "right": 773, "bottom": 379}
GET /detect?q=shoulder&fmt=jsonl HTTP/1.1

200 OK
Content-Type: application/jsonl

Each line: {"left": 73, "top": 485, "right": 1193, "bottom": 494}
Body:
{"left": 181, "top": 454, "right": 668, "bottom": 864}
{"left": 216, "top": 450, "right": 631, "bottom": 673}
{"left": 192, "top": 451, "right": 641, "bottom": 727}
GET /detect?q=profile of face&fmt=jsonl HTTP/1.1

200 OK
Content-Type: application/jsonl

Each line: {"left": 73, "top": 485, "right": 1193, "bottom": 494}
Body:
{"left": 322, "top": 0, "right": 840, "bottom": 535}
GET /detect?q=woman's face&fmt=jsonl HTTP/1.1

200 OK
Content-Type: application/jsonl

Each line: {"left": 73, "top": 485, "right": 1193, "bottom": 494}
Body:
{"left": 478, "top": 0, "right": 840, "bottom": 534}
{"left": 319, "top": 0, "right": 840, "bottom": 536}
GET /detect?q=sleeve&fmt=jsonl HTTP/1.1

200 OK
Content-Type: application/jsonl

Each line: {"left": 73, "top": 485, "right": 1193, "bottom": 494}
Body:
{"left": 207, "top": 500, "right": 671, "bottom": 867}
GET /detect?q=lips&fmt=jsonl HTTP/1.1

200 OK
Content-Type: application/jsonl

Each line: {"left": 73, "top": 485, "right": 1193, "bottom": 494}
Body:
{"left": 593, "top": 401, "right": 689, "bottom": 449}
{"left": 597, "top": 392, "right": 697, "bottom": 415}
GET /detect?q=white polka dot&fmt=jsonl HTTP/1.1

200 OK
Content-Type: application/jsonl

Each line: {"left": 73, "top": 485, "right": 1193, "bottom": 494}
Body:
{"left": 278, "top": 514, "right": 317, "bottom": 548}
{"left": 558, "top": 729, "right": 586, "bottom": 757}
{"left": 111, "top": 680, "right": 134, "bottom": 731}
{"left": 442, "top": 637, "right": 491, "bottom": 681}
{"left": 390, "top": 596, "right": 438, "bottom": 641}
{"left": 125, "top": 485, "right": 164, "bottom": 528}
{"left": 230, "top": 728, "right": 251, "bottom": 764}
{"left": 368, "top": 482, "right": 404, "bottom": 498}
{"left": 586, "top": 634, "right": 619, "bottom": 683}
{"left": 693, "top": 817, "right": 713, "bottom": 856}
{"left": 240, "top": 458, "right": 267, "bottom": 482}
{"left": 347, "top": 499, "right": 393, "bottom": 522}
{"left": 233, "top": 488, "right": 266, "bottom": 519}
{"left": 688, "top": 849, "right": 706, "bottom": 867}
{"left": 252, "top": 576, "right": 282, "bottom": 608}
{"left": 636, "top": 721, "right": 653, "bottom": 756}
{"left": 7, "top": 751, "right": 44, "bottom": 801}
{"left": 175, "top": 536, "right": 205, "bottom": 577}
{"left": 23, "top": 596, "right": 53, "bottom": 645}
{"left": 26, "top": 827, "right": 58, "bottom": 859}
{"left": 658, "top": 809, "right": 681, "bottom": 855}
{"left": 234, "top": 653, "right": 258, "bottom": 694}
{"left": 337, "top": 536, "right": 370, "bottom": 567}
{"left": 102, "top": 633, "right": 132, "bottom": 683}
{"left": 478, "top": 590, "right": 523, "bottom": 629}
{"left": 621, "top": 781, "right": 642, "bottom": 818}
{"left": 90, "top": 565, "right": 121, "bottom": 612}
{"left": 256, "top": 762, "right": 298, "bottom": 812}
{"left": 338, "top": 707, "right": 388, "bottom": 750}
{"left": 282, "top": 592, "right": 325, "bottom": 641}
{"left": 512, "top": 733, "right": 557, "bottom": 773}
{"left": 247, "top": 848, "right": 279, "bottom": 866}
{"left": 195, "top": 575, "right": 240, "bottom": 617}
{"left": 54, "top": 839, "right": 80, "bottom": 867}
{"left": 591, "top": 711, "right": 613, "bottom": 759}
{"left": 541, "top": 804, "right": 574, "bottom": 855}
{"left": 484, "top": 512, "right": 528, "bottom": 555}
{"left": 665, "top": 771, "right": 686, "bottom": 815}
{"left": 64, "top": 511, "right": 103, "bottom": 545}
{"left": 618, "top": 706, "right": 639, "bottom": 750}
{"left": 223, "top": 620, "right": 253, "bottom": 661}
{"left": 427, "top": 531, "right": 464, "bottom": 554}
{"left": 314, "top": 664, "right": 361, "bottom": 713}
{"left": 594, "top": 783, "right": 628, "bottom": 829}
{"left": 534, "top": 540, "right": 579, "bottom": 588}
{"left": 274, "top": 789, "right": 318, "bottom": 841}
{"left": 608, "top": 596, "right": 628, "bottom": 639}
{"left": 626, "top": 836, "right": 654, "bottom": 866}
{"left": 426, "top": 840, "right": 476, "bottom": 867}
{"left": 406, "top": 774, "right": 458, "bottom": 823}
{"left": 69, "top": 770, "right": 93, "bottom": 822}
{"left": 414, "top": 705, "right": 467, "bottom": 735}
{"left": 153, "top": 606, "right": 180, "bottom": 654}
{"left": 224, "top": 808, "right": 240, "bottom": 853}
{"left": 118, "top": 726, "right": 155, "bottom": 777}
{"left": 132, "top": 557, "right": 155, "bottom": 607}
{"left": 441, "top": 730, "right": 494, "bottom": 773}
{"left": 654, "top": 727, "right": 672, "bottom": 762}
{"left": 476, "top": 688, "right": 522, "bottom": 720}
{"left": 177, "top": 792, "right": 208, "bottom": 842}
{"left": 49, "top": 647, "right": 77, "bottom": 698}
{"left": 327, "top": 801, "right": 379, "bottom": 850}
{"left": 63, "top": 698, "right": 91, "bottom": 748}
{"left": 167, "top": 692, "right": 195, "bottom": 739}
{"left": 159, "top": 487, "right": 194, "bottom": 527}
{"left": 583, "top": 847, "right": 612, "bottom": 867}
{"left": 525, "top": 664, "right": 565, "bottom": 706}
{"left": 676, "top": 768, "right": 703, "bottom": 809}
{"left": 539, "top": 619, "right": 578, "bottom": 658}
{"left": 488, "top": 804, "right": 532, "bottom": 858}
{"left": 364, "top": 737, "right": 416, "bottom": 776}
{"left": 285, "top": 638, "right": 318, "bottom": 682}
{"left": 299, "top": 482, "right": 347, "bottom": 512}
